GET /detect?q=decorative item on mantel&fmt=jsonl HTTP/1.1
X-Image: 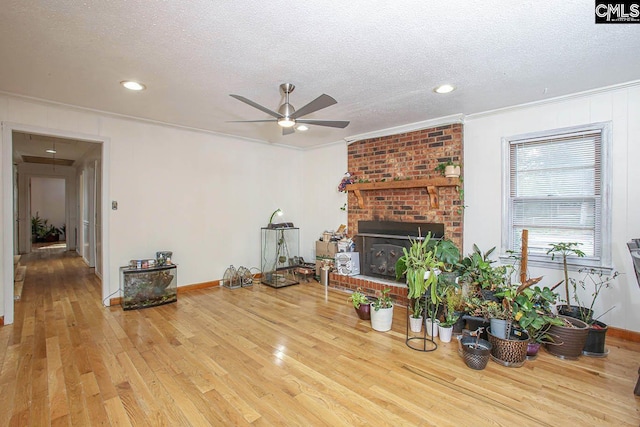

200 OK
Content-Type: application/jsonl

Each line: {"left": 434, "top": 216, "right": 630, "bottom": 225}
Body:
{"left": 337, "top": 172, "right": 356, "bottom": 192}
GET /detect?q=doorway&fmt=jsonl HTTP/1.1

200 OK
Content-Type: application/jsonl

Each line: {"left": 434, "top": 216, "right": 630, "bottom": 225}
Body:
{"left": 2, "top": 123, "right": 111, "bottom": 325}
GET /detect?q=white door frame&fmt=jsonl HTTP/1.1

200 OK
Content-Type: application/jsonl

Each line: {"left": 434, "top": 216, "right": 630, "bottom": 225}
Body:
{"left": 2, "top": 122, "right": 111, "bottom": 325}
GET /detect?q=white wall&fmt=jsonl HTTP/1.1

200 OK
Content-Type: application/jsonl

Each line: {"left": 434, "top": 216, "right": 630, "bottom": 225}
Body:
{"left": 300, "top": 141, "right": 348, "bottom": 262}
{"left": 1, "top": 93, "right": 302, "bottom": 323}
{"left": 30, "top": 177, "right": 65, "bottom": 230}
{"left": 464, "top": 85, "right": 640, "bottom": 332}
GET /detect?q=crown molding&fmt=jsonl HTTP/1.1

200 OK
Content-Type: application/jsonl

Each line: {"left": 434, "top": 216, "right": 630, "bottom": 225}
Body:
{"left": 343, "top": 113, "right": 465, "bottom": 145}
{"left": 466, "top": 79, "right": 640, "bottom": 120}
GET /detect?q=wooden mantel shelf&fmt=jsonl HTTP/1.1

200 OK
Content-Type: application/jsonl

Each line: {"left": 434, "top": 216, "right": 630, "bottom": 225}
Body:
{"left": 345, "top": 177, "right": 460, "bottom": 209}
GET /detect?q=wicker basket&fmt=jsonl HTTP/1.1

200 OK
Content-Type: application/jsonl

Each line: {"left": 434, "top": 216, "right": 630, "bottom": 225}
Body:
{"left": 487, "top": 327, "right": 529, "bottom": 367}
{"left": 460, "top": 336, "right": 492, "bottom": 370}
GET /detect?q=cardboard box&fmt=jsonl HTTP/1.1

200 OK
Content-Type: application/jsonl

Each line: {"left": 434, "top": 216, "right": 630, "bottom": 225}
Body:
{"left": 316, "top": 241, "right": 338, "bottom": 258}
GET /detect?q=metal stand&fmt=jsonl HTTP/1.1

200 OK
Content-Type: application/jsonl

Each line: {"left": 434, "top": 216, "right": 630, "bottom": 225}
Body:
{"left": 405, "top": 293, "right": 438, "bottom": 352}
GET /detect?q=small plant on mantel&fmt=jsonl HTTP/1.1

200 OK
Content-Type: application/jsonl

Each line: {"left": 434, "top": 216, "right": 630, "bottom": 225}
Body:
{"left": 434, "top": 160, "right": 461, "bottom": 178}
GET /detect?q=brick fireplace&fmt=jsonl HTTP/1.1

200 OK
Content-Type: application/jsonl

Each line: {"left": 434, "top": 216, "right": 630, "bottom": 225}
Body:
{"left": 329, "top": 123, "right": 463, "bottom": 306}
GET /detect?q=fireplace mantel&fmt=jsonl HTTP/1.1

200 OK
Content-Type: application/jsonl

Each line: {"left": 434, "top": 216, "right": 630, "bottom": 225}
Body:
{"left": 345, "top": 177, "right": 460, "bottom": 209}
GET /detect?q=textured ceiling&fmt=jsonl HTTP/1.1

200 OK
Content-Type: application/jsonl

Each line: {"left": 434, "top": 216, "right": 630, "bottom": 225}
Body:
{"left": 1, "top": 1, "right": 639, "bottom": 149}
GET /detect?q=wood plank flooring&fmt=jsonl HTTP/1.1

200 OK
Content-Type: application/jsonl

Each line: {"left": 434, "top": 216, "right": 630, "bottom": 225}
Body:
{"left": 1, "top": 248, "right": 639, "bottom": 426}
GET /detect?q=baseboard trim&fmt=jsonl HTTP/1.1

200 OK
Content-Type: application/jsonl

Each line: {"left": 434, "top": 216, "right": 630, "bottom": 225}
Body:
{"left": 608, "top": 326, "right": 640, "bottom": 343}
{"left": 108, "top": 280, "right": 221, "bottom": 307}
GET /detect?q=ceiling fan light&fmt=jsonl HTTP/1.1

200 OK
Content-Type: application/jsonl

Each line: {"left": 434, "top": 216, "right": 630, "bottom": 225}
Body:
{"left": 296, "top": 125, "right": 309, "bottom": 131}
{"left": 278, "top": 117, "right": 296, "bottom": 128}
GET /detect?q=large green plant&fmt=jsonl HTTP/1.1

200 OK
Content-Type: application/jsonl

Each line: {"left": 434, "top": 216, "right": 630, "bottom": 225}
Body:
{"left": 395, "top": 232, "right": 445, "bottom": 302}
{"left": 512, "top": 286, "right": 564, "bottom": 343}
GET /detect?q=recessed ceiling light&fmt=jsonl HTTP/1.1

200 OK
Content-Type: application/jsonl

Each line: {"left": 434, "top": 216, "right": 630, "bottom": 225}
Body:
{"left": 434, "top": 84, "right": 455, "bottom": 94}
{"left": 121, "top": 80, "right": 146, "bottom": 91}
{"left": 296, "top": 125, "right": 309, "bottom": 131}
{"left": 45, "top": 149, "right": 57, "bottom": 154}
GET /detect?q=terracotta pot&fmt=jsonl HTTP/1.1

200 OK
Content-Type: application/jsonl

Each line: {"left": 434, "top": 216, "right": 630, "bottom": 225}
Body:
{"left": 546, "top": 315, "right": 590, "bottom": 359}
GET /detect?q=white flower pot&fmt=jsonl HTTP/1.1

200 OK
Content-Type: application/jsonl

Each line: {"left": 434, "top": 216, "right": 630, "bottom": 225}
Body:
{"left": 439, "top": 325, "right": 454, "bottom": 343}
{"left": 409, "top": 316, "right": 423, "bottom": 333}
{"left": 444, "top": 165, "right": 461, "bottom": 178}
{"left": 370, "top": 304, "right": 394, "bottom": 332}
{"left": 425, "top": 318, "right": 440, "bottom": 337}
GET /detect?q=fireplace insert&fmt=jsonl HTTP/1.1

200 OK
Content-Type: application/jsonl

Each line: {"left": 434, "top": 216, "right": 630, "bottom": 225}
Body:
{"left": 355, "top": 221, "right": 445, "bottom": 281}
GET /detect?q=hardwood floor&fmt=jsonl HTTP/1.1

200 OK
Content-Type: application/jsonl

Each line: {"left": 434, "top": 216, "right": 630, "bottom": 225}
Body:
{"left": 1, "top": 248, "right": 639, "bottom": 426}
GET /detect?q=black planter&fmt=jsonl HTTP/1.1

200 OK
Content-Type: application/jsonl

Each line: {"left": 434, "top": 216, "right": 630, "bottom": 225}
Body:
{"left": 480, "top": 289, "right": 500, "bottom": 302}
{"left": 452, "top": 311, "right": 466, "bottom": 334}
{"left": 583, "top": 320, "right": 608, "bottom": 356}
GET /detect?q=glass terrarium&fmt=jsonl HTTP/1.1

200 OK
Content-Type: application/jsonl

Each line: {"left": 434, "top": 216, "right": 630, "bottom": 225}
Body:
{"left": 261, "top": 227, "right": 300, "bottom": 287}
{"left": 120, "top": 264, "right": 177, "bottom": 310}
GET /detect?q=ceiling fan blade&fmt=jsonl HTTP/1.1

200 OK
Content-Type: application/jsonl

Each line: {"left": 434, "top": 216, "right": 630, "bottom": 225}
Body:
{"left": 282, "top": 127, "right": 295, "bottom": 136}
{"left": 296, "top": 119, "right": 350, "bottom": 129}
{"left": 227, "top": 119, "right": 278, "bottom": 123}
{"left": 230, "top": 94, "right": 283, "bottom": 119}
{"left": 290, "top": 94, "right": 337, "bottom": 119}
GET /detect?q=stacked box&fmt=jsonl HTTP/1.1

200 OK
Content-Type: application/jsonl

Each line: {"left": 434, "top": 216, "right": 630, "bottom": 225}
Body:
{"left": 315, "top": 241, "right": 338, "bottom": 277}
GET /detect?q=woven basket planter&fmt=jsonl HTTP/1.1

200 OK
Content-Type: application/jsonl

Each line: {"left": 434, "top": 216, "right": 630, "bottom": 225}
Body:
{"left": 546, "top": 315, "right": 589, "bottom": 359}
{"left": 487, "top": 327, "right": 529, "bottom": 367}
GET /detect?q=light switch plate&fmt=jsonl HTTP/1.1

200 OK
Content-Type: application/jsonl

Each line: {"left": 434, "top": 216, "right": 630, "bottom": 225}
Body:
{"left": 112, "top": 201, "right": 118, "bottom": 210}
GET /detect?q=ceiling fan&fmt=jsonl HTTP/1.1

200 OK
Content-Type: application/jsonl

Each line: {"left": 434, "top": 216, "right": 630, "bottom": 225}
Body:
{"left": 229, "top": 83, "right": 350, "bottom": 135}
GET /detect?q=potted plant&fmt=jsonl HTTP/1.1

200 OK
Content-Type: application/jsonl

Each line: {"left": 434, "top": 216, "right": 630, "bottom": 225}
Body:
{"left": 443, "top": 284, "right": 466, "bottom": 333}
{"left": 409, "top": 298, "right": 424, "bottom": 333}
{"left": 546, "top": 242, "right": 586, "bottom": 316}
{"left": 395, "top": 232, "right": 444, "bottom": 302}
{"left": 348, "top": 288, "right": 371, "bottom": 320}
{"left": 458, "top": 245, "right": 507, "bottom": 301}
{"left": 459, "top": 327, "right": 492, "bottom": 370}
{"left": 396, "top": 232, "right": 445, "bottom": 336}
{"left": 571, "top": 268, "right": 619, "bottom": 356}
{"left": 511, "top": 286, "right": 564, "bottom": 358}
{"left": 480, "top": 299, "right": 511, "bottom": 339}
{"left": 370, "top": 288, "right": 394, "bottom": 332}
{"left": 434, "top": 160, "right": 461, "bottom": 178}
{"left": 438, "top": 311, "right": 459, "bottom": 343}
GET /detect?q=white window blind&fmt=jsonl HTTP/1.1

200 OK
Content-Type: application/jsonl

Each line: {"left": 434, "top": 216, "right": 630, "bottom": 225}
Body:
{"left": 503, "top": 123, "right": 611, "bottom": 268}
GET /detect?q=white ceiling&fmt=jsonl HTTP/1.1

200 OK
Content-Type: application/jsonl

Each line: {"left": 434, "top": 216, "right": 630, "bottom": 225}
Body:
{"left": 1, "top": 1, "right": 639, "bottom": 149}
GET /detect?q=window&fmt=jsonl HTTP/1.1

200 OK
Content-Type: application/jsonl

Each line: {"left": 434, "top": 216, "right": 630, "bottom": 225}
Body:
{"left": 502, "top": 123, "right": 611, "bottom": 269}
